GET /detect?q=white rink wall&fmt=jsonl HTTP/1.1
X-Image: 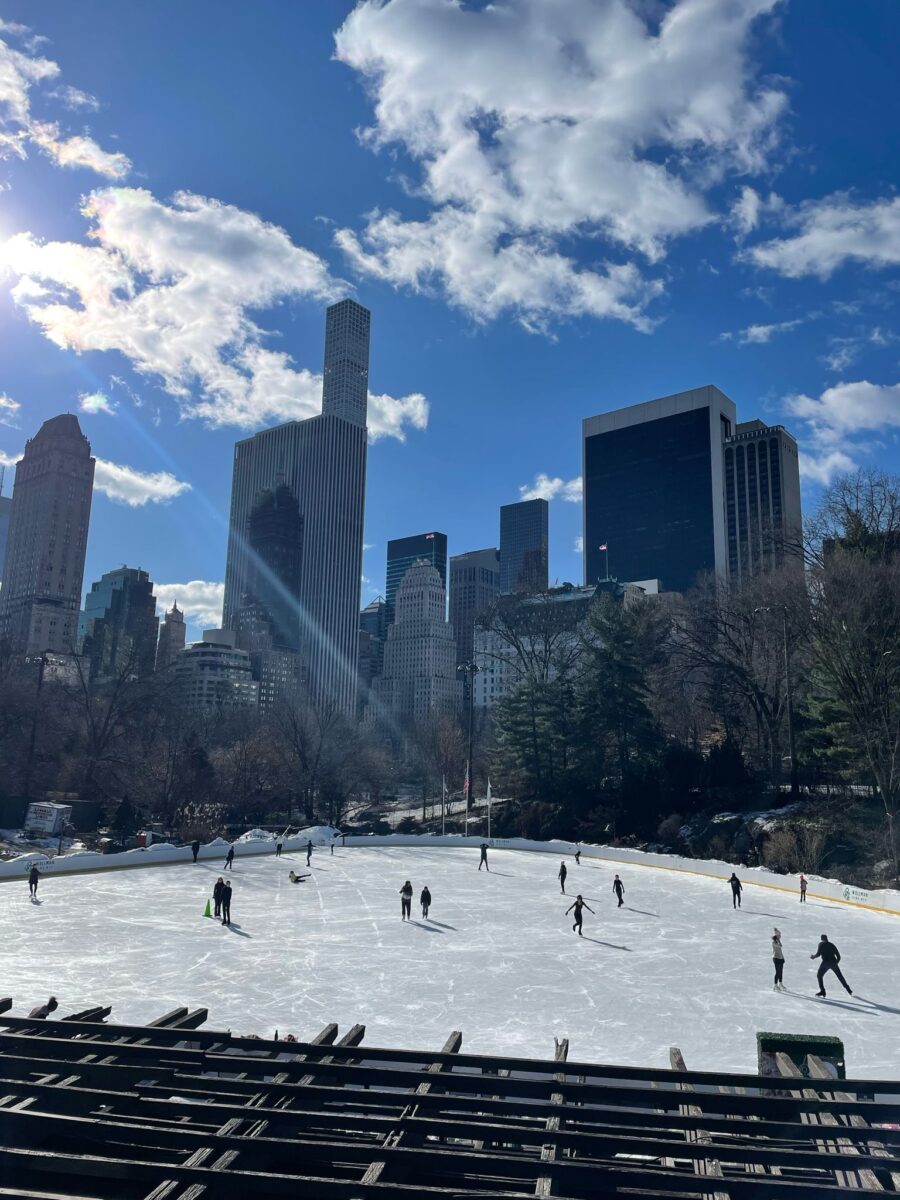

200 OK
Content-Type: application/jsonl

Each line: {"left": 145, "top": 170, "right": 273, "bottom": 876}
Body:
{"left": 1, "top": 826, "right": 897, "bottom": 917}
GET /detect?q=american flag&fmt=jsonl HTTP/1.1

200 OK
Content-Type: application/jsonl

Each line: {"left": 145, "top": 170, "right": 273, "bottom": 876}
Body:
{"left": 598, "top": 543, "right": 607, "bottom": 551}
{"left": 425, "top": 533, "right": 435, "bottom": 540}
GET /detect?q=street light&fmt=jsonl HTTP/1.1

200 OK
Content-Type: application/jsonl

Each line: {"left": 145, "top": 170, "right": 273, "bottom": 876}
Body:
{"left": 754, "top": 604, "right": 798, "bottom": 795}
{"left": 457, "top": 661, "right": 480, "bottom": 835}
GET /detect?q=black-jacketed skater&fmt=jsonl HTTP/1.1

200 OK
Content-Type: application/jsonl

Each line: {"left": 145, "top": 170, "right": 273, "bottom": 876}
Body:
{"left": 29, "top": 996, "right": 58, "bottom": 1019}
{"left": 28, "top": 864, "right": 40, "bottom": 898}
{"left": 729, "top": 873, "right": 742, "bottom": 908}
{"left": 772, "top": 928, "right": 785, "bottom": 990}
{"left": 306, "top": 840, "right": 313, "bottom": 866}
{"left": 558, "top": 862, "right": 567, "bottom": 893}
{"left": 191, "top": 839, "right": 200, "bottom": 863}
{"left": 574, "top": 849, "right": 581, "bottom": 865}
{"left": 224, "top": 846, "right": 235, "bottom": 870}
{"left": 478, "top": 843, "right": 489, "bottom": 871}
{"left": 420, "top": 886, "right": 432, "bottom": 918}
{"left": 213, "top": 876, "right": 225, "bottom": 917}
{"left": 221, "top": 881, "right": 233, "bottom": 926}
{"left": 400, "top": 880, "right": 413, "bottom": 920}
{"left": 799, "top": 874, "right": 807, "bottom": 903}
{"left": 613, "top": 874, "right": 625, "bottom": 907}
{"left": 566, "top": 895, "right": 594, "bottom": 936}
{"left": 331, "top": 839, "right": 335, "bottom": 855}
{"left": 811, "top": 934, "right": 852, "bottom": 997}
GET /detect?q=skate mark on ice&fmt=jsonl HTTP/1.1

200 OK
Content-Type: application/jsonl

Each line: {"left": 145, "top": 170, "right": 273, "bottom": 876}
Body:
{"left": 742, "top": 909, "right": 794, "bottom": 920}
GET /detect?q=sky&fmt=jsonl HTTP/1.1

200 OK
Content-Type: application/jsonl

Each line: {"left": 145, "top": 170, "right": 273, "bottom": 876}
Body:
{"left": 0, "top": 0, "right": 898, "bottom": 639}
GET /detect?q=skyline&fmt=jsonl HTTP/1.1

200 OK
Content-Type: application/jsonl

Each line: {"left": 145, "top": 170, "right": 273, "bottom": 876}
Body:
{"left": 1, "top": 2, "right": 899, "bottom": 639}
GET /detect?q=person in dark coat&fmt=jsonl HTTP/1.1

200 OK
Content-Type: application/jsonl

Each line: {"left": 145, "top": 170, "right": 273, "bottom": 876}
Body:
{"left": 613, "top": 874, "right": 625, "bottom": 907}
{"left": 729, "top": 873, "right": 742, "bottom": 909}
{"left": 811, "top": 934, "right": 852, "bottom": 997}
{"left": 213, "top": 876, "right": 225, "bottom": 917}
{"left": 306, "top": 840, "right": 313, "bottom": 866}
{"left": 574, "top": 849, "right": 581, "bottom": 865}
{"left": 478, "top": 843, "right": 489, "bottom": 871}
{"left": 799, "top": 874, "right": 808, "bottom": 903}
{"left": 400, "top": 880, "right": 413, "bottom": 920}
{"left": 221, "top": 880, "right": 233, "bottom": 926}
{"left": 191, "top": 839, "right": 200, "bottom": 863}
{"left": 224, "top": 845, "right": 235, "bottom": 870}
{"left": 420, "top": 886, "right": 432, "bottom": 919}
{"left": 566, "top": 895, "right": 594, "bottom": 936}
{"left": 28, "top": 864, "right": 40, "bottom": 898}
{"left": 29, "top": 996, "right": 58, "bottom": 1019}
{"left": 558, "top": 862, "right": 567, "bottom": 893}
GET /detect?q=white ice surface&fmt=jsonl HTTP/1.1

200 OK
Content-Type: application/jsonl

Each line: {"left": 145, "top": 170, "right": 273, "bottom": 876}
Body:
{"left": 2, "top": 846, "right": 898, "bottom": 1075}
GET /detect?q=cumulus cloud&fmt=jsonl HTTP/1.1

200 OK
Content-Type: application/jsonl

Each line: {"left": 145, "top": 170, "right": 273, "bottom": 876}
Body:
{"left": 574, "top": 534, "right": 584, "bottom": 554}
{"left": 79, "top": 390, "right": 115, "bottom": 415}
{"left": 799, "top": 448, "right": 858, "bottom": 487}
{"left": 154, "top": 581, "right": 224, "bottom": 630}
{"left": 786, "top": 380, "right": 900, "bottom": 484}
{"left": 746, "top": 195, "right": 900, "bottom": 278}
{"left": 519, "top": 473, "right": 582, "bottom": 502}
{"left": 93, "top": 459, "right": 191, "bottom": 506}
{"left": 0, "top": 392, "right": 20, "bottom": 425}
{"left": 334, "top": 0, "right": 786, "bottom": 329}
{"left": 1, "top": 187, "right": 429, "bottom": 440}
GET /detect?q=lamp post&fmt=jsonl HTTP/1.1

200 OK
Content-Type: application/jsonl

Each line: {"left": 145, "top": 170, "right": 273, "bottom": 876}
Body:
{"left": 754, "top": 604, "right": 797, "bottom": 795}
{"left": 23, "top": 651, "right": 48, "bottom": 803}
{"left": 457, "top": 661, "right": 479, "bottom": 835}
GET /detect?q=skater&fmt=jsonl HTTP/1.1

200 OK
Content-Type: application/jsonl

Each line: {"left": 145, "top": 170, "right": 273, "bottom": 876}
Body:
{"left": 420, "top": 885, "right": 432, "bottom": 919}
{"left": 275, "top": 833, "right": 284, "bottom": 857}
{"left": 221, "top": 880, "right": 233, "bottom": 926}
{"left": 729, "top": 872, "right": 742, "bottom": 909}
{"left": 811, "top": 934, "right": 852, "bottom": 997}
{"left": 288, "top": 870, "right": 309, "bottom": 883}
{"left": 331, "top": 839, "right": 335, "bottom": 855}
{"left": 28, "top": 996, "right": 58, "bottom": 1020}
{"left": 799, "top": 874, "right": 807, "bottom": 903}
{"left": 566, "top": 895, "right": 594, "bottom": 936}
{"left": 191, "top": 839, "right": 200, "bottom": 863}
{"left": 28, "top": 864, "right": 40, "bottom": 898}
{"left": 213, "top": 876, "right": 225, "bottom": 917}
{"left": 400, "top": 880, "right": 413, "bottom": 920}
{"left": 613, "top": 874, "right": 625, "bottom": 907}
{"left": 306, "top": 840, "right": 313, "bottom": 867}
{"left": 772, "top": 927, "right": 785, "bottom": 990}
{"left": 574, "top": 849, "right": 581, "bottom": 865}
{"left": 558, "top": 862, "right": 567, "bottom": 893}
{"left": 478, "top": 843, "right": 489, "bottom": 871}
{"left": 224, "top": 845, "right": 235, "bottom": 871}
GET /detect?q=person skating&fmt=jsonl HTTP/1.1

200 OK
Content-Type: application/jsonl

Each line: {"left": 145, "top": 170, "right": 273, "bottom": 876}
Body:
{"left": 478, "top": 843, "right": 489, "bottom": 871}
{"left": 28, "top": 864, "right": 40, "bottom": 898}
{"left": 400, "top": 880, "right": 413, "bottom": 920}
{"left": 306, "top": 840, "right": 313, "bottom": 867}
{"left": 221, "top": 880, "right": 233, "bottom": 926}
{"left": 29, "top": 996, "right": 58, "bottom": 1019}
{"left": 224, "top": 845, "right": 235, "bottom": 871}
{"left": 289, "top": 870, "right": 310, "bottom": 883}
{"left": 729, "top": 873, "right": 742, "bottom": 909}
{"left": 799, "top": 874, "right": 807, "bottom": 903}
{"left": 574, "top": 849, "right": 581, "bottom": 865}
{"left": 811, "top": 934, "right": 852, "bottom": 997}
{"left": 566, "top": 895, "right": 594, "bottom": 936}
{"left": 213, "top": 876, "right": 225, "bottom": 917}
{"left": 275, "top": 833, "right": 284, "bottom": 858}
{"left": 558, "top": 862, "right": 567, "bottom": 894}
{"left": 420, "top": 885, "right": 432, "bottom": 919}
{"left": 772, "top": 928, "right": 785, "bottom": 991}
{"left": 331, "top": 839, "right": 335, "bottom": 855}
{"left": 191, "top": 839, "right": 200, "bottom": 863}
{"left": 613, "top": 874, "right": 625, "bottom": 907}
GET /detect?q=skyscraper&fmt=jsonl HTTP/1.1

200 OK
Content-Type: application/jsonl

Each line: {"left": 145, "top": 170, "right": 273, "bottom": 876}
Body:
{"left": 81, "top": 566, "right": 159, "bottom": 680}
{"left": 450, "top": 547, "right": 499, "bottom": 665}
{"left": 223, "top": 300, "right": 369, "bottom": 714}
{"left": 237, "top": 481, "right": 303, "bottom": 650}
{"left": 156, "top": 601, "right": 186, "bottom": 671}
{"left": 0, "top": 494, "right": 11, "bottom": 586}
{"left": 358, "top": 596, "right": 388, "bottom": 712}
{"left": 0, "top": 414, "right": 94, "bottom": 656}
{"left": 500, "top": 499, "right": 548, "bottom": 595}
{"left": 173, "top": 629, "right": 259, "bottom": 712}
{"left": 385, "top": 532, "right": 448, "bottom": 626}
{"left": 724, "top": 421, "right": 802, "bottom": 581}
{"left": 582, "top": 386, "right": 736, "bottom": 593}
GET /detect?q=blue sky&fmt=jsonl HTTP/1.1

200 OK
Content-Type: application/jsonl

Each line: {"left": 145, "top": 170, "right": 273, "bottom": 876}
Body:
{"left": 0, "top": 0, "right": 898, "bottom": 637}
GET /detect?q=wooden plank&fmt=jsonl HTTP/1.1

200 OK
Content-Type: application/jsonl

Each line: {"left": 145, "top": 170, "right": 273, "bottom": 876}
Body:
{"left": 807, "top": 1055, "right": 900, "bottom": 1192}
{"left": 670, "top": 1047, "right": 729, "bottom": 1200}
{"left": 0, "top": 1000, "right": 12, "bottom": 1016}
{"left": 535, "top": 1037, "right": 569, "bottom": 1197}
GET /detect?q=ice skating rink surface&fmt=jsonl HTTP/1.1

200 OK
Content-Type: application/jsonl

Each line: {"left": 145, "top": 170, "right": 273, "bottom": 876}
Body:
{"left": 3, "top": 846, "right": 898, "bottom": 1074}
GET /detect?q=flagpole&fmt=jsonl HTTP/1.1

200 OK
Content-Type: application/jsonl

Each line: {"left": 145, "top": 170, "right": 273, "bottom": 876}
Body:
{"left": 441, "top": 774, "right": 446, "bottom": 836}
{"left": 605, "top": 545, "right": 609, "bottom": 581}
{"left": 464, "top": 762, "right": 469, "bottom": 836}
{"left": 487, "top": 778, "right": 492, "bottom": 839}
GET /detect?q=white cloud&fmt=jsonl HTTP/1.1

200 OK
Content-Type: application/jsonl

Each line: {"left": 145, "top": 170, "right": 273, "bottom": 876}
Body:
{"left": 799, "top": 449, "right": 858, "bottom": 486}
{"left": 154, "top": 581, "right": 224, "bottom": 630}
{"left": 0, "top": 447, "right": 18, "bottom": 467}
{"left": 79, "top": 390, "right": 115, "bottom": 415}
{"left": 334, "top": 0, "right": 786, "bottom": 329}
{"left": 574, "top": 534, "right": 584, "bottom": 554}
{"left": 0, "top": 392, "right": 20, "bottom": 425}
{"left": 1, "top": 187, "right": 429, "bottom": 441}
{"left": 820, "top": 327, "right": 898, "bottom": 374}
{"left": 519, "top": 473, "right": 581, "bottom": 503}
{"left": 724, "top": 318, "right": 804, "bottom": 344}
{"left": 29, "top": 120, "right": 130, "bottom": 178}
{"left": 730, "top": 185, "right": 783, "bottom": 236}
{"left": 93, "top": 459, "right": 191, "bottom": 506}
{"left": 746, "top": 195, "right": 900, "bottom": 278}
{"left": 48, "top": 84, "right": 100, "bottom": 112}
{"left": 786, "top": 380, "right": 900, "bottom": 485}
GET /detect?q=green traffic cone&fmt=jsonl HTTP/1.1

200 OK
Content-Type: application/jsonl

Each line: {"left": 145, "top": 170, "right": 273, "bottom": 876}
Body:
{"left": 203, "top": 899, "right": 212, "bottom": 918}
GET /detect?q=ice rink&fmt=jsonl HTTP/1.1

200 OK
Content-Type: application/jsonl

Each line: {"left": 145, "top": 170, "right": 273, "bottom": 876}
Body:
{"left": 3, "top": 845, "right": 898, "bottom": 1075}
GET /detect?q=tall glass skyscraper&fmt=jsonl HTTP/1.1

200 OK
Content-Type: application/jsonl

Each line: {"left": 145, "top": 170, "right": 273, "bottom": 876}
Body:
{"left": 450, "top": 547, "right": 499, "bottom": 664}
{"left": 81, "top": 566, "right": 159, "bottom": 680}
{"left": 724, "top": 420, "right": 802, "bottom": 581}
{"left": 499, "top": 499, "right": 548, "bottom": 594}
{"left": 322, "top": 297, "right": 370, "bottom": 426}
{"left": 385, "top": 532, "right": 448, "bottom": 626}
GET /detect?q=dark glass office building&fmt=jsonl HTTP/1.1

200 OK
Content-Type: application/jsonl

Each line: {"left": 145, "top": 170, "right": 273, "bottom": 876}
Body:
{"left": 724, "top": 420, "right": 802, "bottom": 581}
{"left": 582, "top": 386, "right": 735, "bottom": 594}
{"left": 499, "top": 499, "right": 548, "bottom": 595}
{"left": 385, "top": 532, "right": 448, "bottom": 625}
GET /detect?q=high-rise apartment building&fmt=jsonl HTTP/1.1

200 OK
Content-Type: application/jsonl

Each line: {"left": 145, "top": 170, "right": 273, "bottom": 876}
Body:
{"left": 81, "top": 566, "right": 159, "bottom": 680}
{"left": 223, "top": 300, "right": 370, "bottom": 715}
{"left": 450, "top": 547, "right": 499, "bottom": 665}
{"left": 358, "top": 596, "right": 388, "bottom": 712}
{"left": 724, "top": 421, "right": 802, "bottom": 581}
{"left": 582, "top": 386, "right": 736, "bottom": 594}
{"left": 0, "top": 414, "right": 94, "bottom": 656}
{"left": 156, "top": 601, "right": 186, "bottom": 672}
{"left": 234, "top": 481, "right": 303, "bottom": 651}
{"left": 385, "top": 532, "right": 447, "bottom": 626}
{"left": 173, "top": 629, "right": 259, "bottom": 712}
{"left": 0, "top": 483, "right": 11, "bottom": 585}
{"left": 499, "top": 499, "right": 548, "bottom": 595}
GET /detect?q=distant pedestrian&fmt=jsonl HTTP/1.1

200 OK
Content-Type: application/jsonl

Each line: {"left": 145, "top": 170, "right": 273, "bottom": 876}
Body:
{"left": 224, "top": 846, "right": 235, "bottom": 871}
{"left": 221, "top": 881, "right": 233, "bottom": 926}
{"left": 28, "top": 996, "right": 58, "bottom": 1020}
{"left": 811, "top": 934, "right": 852, "bottom": 998}
{"left": 799, "top": 874, "right": 807, "bottom": 903}
{"left": 558, "top": 862, "right": 567, "bottom": 893}
{"left": 28, "top": 864, "right": 40, "bottom": 898}
{"left": 613, "top": 874, "right": 625, "bottom": 908}
{"left": 574, "top": 849, "right": 581, "bottom": 865}
{"left": 400, "top": 880, "right": 413, "bottom": 920}
{"left": 275, "top": 833, "right": 284, "bottom": 857}
{"left": 729, "top": 873, "right": 742, "bottom": 909}
{"left": 331, "top": 839, "right": 335, "bottom": 855}
{"left": 213, "top": 876, "right": 225, "bottom": 917}
{"left": 772, "top": 927, "right": 785, "bottom": 991}
{"left": 306, "top": 840, "right": 313, "bottom": 867}
{"left": 420, "top": 886, "right": 432, "bottom": 919}
{"left": 566, "top": 895, "right": 594, "bottom": 936}
{"left": 478, "top": 843, "right": 489, "bottom": 871}
{"left": 191, "top": 839, "right": 200, "bottom": 863}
